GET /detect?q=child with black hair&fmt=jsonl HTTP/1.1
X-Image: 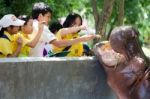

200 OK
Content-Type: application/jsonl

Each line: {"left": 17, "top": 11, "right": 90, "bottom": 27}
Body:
{"left": 53, "top": 13, "right": 92, "bottom": 56}
{"left": 30, "top": 2, "right": 95, "bottom": 57}
{"left": 17, "top": 15, "right": 44, "bottom": 57}
{"left": 0, "top": 14, "right": 24, "bottom": 57}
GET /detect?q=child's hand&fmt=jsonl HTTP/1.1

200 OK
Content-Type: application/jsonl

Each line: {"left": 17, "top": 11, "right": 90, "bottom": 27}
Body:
{"left": 17, "top": 37, "right": 23, "bottom": 46}
{"left": 38, "top": 22, "right": 44, "bottom": 33}
{"left": 95, "top": 34, "right": 101, "bottom": 39}
{"left": 79, "top": 25, "right": 87, "bottom": 30}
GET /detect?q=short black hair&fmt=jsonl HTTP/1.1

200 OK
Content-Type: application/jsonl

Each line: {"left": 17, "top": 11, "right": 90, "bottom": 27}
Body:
{"left": 32, "top": 2, "right": 52, "bottom": 19}
{"left": 18, "top": 15, "right": 32, "bottom": 25}
{"left": 63, "top": 13, "right": 82, "bottom": 28}
{"left": 49, "top": 21, "right": 63, "bottom": 34}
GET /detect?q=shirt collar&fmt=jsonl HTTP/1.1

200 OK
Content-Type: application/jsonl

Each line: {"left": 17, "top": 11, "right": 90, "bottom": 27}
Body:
{"left": 4, "top": 31, "right": 13, "bottom": 41}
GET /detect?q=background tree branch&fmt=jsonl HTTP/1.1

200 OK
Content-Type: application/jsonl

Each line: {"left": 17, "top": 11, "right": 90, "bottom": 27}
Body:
{"left": 98, "top": 0, "right": 115, "bottom": 37}
{"left": 117, "top": 0, "right": 124, "bottom": 26}
{"left": 91, "top": 0, "right": 100, "bottom": 32}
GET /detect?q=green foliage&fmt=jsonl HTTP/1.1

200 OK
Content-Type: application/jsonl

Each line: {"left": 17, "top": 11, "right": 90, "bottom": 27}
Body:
{"left": 124, "top": 0, "right": 150, "bottom": 44}
{"left": 0, "top": 0, "right": 149, "bottom": 44}
{"left": 0, "top": 0, "right": 93, "bottom": 21}
{"left": 105, "top": 0, "right": 150, "bottom": 44}
{"left": 0, "top": 0, "right": 7, "bottom": 16}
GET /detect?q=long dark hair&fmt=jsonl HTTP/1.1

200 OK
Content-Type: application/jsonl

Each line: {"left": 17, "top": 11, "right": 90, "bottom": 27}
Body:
{"left": 0, "top": 28, "right": 6, "bottom": 37}
{"left": 63, "top": 13, "right": 82, "bottom": 28}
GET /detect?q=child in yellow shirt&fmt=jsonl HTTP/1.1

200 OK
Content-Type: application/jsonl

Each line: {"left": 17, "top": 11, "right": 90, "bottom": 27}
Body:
{"left": 29, "top": 2, "right": 95, "bottom": 57}
{"left": 52, "top": 13, "right": 92, "bottom": 57}
{"left": 17, "top": 15, "right": 43, "bottom": 57}
{"left": 0, "top": 14, "right": 25, "bottom": 57}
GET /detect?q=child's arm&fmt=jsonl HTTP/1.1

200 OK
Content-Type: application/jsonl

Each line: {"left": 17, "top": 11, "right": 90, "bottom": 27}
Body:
{"left": 51, "top": 34, "right": 95, "bottom": 48}
{"left": 60, "top": 25, "right": 86, "bottom": 37}
{"left": 26, "top": 22, "right": 44, "bottom": 48}
{"left": 7, "top": 37, "right": 23, "bottom": 57}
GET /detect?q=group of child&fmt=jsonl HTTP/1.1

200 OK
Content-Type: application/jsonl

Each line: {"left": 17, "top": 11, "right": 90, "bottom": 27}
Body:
{"left": 0, "top": 2, "right": 96, "bottom": 58}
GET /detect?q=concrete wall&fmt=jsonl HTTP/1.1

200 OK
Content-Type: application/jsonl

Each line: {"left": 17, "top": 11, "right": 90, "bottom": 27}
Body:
{"left": 0, "top": 57, "right": 116, "bottom": 99}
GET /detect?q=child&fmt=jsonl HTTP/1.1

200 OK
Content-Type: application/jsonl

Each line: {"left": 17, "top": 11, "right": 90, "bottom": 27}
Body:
{"left": 29, "top": 2, "right": 95, "bottom": 57}
{"left": 0, "top": 14, "right": 25, "bottom": 57}
{"left": 53, "top": 13, "right": 92, "bottom": 57}
{"left": 17, "top": 15, "right": 44, "bottom": 57}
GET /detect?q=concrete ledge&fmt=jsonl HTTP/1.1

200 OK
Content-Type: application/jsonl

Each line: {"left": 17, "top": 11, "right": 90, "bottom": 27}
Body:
{"left": 0, "top": 57, "right": 116, "bottom": 99}
{"left": 0, "top": 57, "right": 97, "bottom": 63}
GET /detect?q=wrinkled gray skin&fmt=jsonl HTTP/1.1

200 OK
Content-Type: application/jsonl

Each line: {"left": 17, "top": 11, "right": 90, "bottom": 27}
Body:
{"left": 94, "top": 26, "right": 150, "bottom": 99}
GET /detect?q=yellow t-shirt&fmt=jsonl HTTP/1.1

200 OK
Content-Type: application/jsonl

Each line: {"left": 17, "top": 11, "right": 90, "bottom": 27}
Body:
{"left": 0, "top": 31, "right": 13, "bottom": 57}
{"left": 52, "top": 30, "right": 83, "bottom": 57}
{"left": 13, "top": 32, "right": 30, "bottom": 57}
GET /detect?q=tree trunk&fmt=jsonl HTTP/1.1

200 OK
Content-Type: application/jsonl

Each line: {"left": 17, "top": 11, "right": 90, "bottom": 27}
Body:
{"left": 91, "top": 0, "right": 100, "bottom": 32}
{"left": 98, "top": 0, "right": 115, "bottom": 38}
{"left": 117, "top": 0, "right": 124, "bottom": 26}
{"left": 91, "top": 0, "right": 115, "bottom": 40}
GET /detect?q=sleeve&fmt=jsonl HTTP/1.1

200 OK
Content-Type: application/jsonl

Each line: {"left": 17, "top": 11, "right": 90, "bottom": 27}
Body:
{"left": 40, "top": 26, "right": 56, "bottom": 43}
{"left": 0, "top": 39, "right": 12, "bottom": 56}
{"left": 22, "top": 36, "right": 30, "bottom": 47}
{"left": 55, "top": 30, "right": 63, "bottom": 40}
{"left": 28, "top": 21, "right": 38, "bottom": 41}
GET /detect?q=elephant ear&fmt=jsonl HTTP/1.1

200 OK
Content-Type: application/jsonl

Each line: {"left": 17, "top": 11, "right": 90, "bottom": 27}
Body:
{"left": 94, "top": 41, "right": 122, "bottom": 67}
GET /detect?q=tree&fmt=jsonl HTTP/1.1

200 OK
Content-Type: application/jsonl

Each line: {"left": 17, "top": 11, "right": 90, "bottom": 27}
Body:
{"left": 91, "top": 0, "right": 115, "bottom": 39}
{"left": 117, "top": 0, "right": 124, "bottom": 26}
{"left": 91, "top": 0, "right": 150, "bottom": 46}
{"left": 0, "top": 0, "right": 150, "bottom": 45}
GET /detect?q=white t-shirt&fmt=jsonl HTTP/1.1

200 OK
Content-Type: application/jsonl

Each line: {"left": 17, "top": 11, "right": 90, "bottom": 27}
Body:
{"left": 29, "top": 20, "right": 56, "bottom": 57}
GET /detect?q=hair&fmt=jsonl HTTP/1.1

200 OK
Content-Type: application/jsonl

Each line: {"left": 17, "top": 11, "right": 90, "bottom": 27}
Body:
{"left": 18, "top": 15, "right": 32, "bottom": 25}
{"left": 32, "top": 2, "right": 52, "bottom": 19}
{"left": 63, "top": 13, "right": 82, "bottom": 28}
{"left": 0, "top": 28, "right": 6, "bottom": 37}
{"left": 49, "top": 21, "right": 63, "bottom": 34}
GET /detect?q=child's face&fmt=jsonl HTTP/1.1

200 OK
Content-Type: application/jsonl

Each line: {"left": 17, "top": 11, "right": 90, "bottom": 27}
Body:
{"left": 74, "top": 17, "right": 82, "bottom": 26}
{"left": 23, "top": 19, "right": 33, "bottom": 34}
{"left": 7, "top": 26, "right": 20, "bottom": 35}
{"left": 41, "top": 12, "right": 51, "bottom": 25}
